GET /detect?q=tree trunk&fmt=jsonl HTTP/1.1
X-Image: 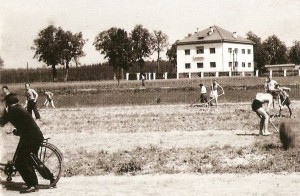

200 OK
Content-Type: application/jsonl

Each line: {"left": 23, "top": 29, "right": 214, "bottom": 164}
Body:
{"left": 64, "top": 62, "right": 69, "bottom": 82}
{"left": 157, "top": 50, "right": 160, "bottom": 74}
{"left": 52, "top": 65, "right": 57, "bottom": 82}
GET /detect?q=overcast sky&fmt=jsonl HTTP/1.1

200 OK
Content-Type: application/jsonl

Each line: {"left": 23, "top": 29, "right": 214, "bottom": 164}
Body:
{"left": 0, "top": 0, "right": 300, "bottom": 69}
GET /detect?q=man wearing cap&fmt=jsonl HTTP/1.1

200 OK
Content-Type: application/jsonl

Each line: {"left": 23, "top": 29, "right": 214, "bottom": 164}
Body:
{"left": 199, "top": 83, "right": 208, "bottom": 103}
{"left": 0, "top": 92, "right": 55, "bottom": 193}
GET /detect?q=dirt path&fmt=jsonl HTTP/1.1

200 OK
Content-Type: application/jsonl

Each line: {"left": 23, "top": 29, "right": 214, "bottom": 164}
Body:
{"left": 2, "top": 173, "right": 300, "bottom": 196}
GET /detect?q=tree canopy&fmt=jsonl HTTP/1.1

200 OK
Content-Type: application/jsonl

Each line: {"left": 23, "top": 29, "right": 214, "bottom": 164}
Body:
{"left": 94, "top": 27, "right": 133, "bottom": 85}
{"left": 152, "top": 30, "right": 168, "bottom": 73}
{"left": 131, "top": 24, "right": 153, "bottom": 73}
{"left": 262, "top": 35, "right": 288, "bottom": 65}
{"left": 289, "top": 41, "right": 300, "bottom": 65}
{"left": 32, "top": 25, "right": 85, "bottom": 82}
{"left": 166, "top": 41, "right": 177, "bottom": 70}
{"left": 0, "top": 55, "right": 4, "bottom": 68}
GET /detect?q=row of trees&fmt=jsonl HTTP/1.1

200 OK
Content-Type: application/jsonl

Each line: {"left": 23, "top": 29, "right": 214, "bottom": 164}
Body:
{"left": 32, "top": 24, "right": 173, "bottom": 83}
{"left": 32, "top": 25, "right": 86, "bottom": 82}
{"left": 246, "top": 32, "right": 300, "bottom": 71}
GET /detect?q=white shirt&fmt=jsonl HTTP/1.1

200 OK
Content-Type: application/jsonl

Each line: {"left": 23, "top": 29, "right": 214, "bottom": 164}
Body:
{"left": 200, "top": 86, "right": 207, "bottom": 94}
{"left": 268, "top": 80, "right": 278, "bottom": 91}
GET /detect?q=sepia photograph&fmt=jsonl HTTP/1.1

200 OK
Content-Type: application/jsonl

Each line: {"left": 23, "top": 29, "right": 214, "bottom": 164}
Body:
{"left": 0, "top": 0, "right": 300, "bottom": 195}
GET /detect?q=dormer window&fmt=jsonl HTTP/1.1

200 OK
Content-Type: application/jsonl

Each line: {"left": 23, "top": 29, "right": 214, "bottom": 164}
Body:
{"left": 197, "top": 36, "right": 204, "bottom": 40}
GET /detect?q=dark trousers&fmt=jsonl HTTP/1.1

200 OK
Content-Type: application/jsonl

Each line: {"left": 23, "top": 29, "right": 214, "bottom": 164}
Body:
{"left": 14, "top": 140, "right": 54, "bottom": 187}
{"left": 15, "top": 141, "right": 40, "bottom": 187}
{"left": 200, "top": 93, "right": 208, "bottom": 103}
{"left": 27, "top": 100, "right": 41, "bottom": 119}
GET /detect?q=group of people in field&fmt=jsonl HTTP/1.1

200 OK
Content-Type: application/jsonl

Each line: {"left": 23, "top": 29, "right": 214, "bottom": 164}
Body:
{"left": 0, "top": 84, "right": 56, "bottom": 193}
{"left": 197, "top": 76, "right": 292, "bottom": 136}
{"left": 252, "top": 76, "right": 292, "bottom": 136}
{"left": 198, "top": 79, "right": 224, "bottom": 107}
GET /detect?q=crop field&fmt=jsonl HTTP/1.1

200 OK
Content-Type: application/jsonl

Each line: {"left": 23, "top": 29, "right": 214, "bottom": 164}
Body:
{"left": 1, "top": 77, "right": 300, "bottom": 195}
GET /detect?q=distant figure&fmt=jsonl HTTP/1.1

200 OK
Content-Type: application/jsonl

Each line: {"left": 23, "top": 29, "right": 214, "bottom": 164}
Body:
{"left": 141, "top": 74, "right": 145, "bottom": 86}
{"left": 209, "top": 79, "right": 224, "bottom": 106}
{"left": 43, "top": 90, "right": 56, "bottom": 109}
{"left": 276, "top": 84, "right": 292, "bottom": 118}
{"left": 199, "top": 83, "right": 208, "bottom": 103}
{"left": 24, "top": 83, "right": 41, "bottom": 120}
{"left": 266, "top": 76, "right": 278, "bottom": 96}
{"left": 2, "top": 86, "right": 18, "bottom": 108}
{"left": 251, "top": 93, "right": 273, "bottom": 136}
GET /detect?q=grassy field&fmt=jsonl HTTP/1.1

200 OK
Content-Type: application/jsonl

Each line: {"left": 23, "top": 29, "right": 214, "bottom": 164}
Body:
{"left": 3, "top": 76, "right": 300, "bottom": 107}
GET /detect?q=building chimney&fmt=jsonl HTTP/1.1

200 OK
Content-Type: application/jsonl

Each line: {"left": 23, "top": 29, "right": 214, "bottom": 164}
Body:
{"left": 232, "top": 32, "right": 238, "bottom": 38}
{"left": 208, "top": 26, "right": 214, "bottom": 35}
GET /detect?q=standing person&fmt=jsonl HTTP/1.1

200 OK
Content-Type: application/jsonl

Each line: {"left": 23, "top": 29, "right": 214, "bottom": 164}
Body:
{"left": 266, "top": 76, "right": 278, "bottom": 95}
{"left": 276, "top": 84, "right": 292, "bottom": 118}
{"left": 199, "top": 83, "right": 208, "bottom": 103}
{"left": 0, "top": 94, "right": 55, "bottom": 193}
{"left": 24, "top": 83, "right": 41, "bottom": 120}
{"left": 43, "top": 90, "right": 56, "bottom": 109}
{"left": 210, "top": 79, "right": 224, "bottom": 107}
{"left": 141, "top": 74, "right": 145, "bottom": 86}
{"left": 251, "top": 92, "right": 273, "bottom": 136}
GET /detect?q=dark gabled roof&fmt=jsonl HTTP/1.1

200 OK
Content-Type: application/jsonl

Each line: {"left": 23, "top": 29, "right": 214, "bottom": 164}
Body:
{"left": 177, "top": 25, "right": 254, "bottom": 45}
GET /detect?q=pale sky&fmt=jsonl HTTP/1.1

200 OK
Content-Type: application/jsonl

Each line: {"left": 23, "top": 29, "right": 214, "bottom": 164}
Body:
{"left": 0, "top": 0, "right": 300, "bottom": 69}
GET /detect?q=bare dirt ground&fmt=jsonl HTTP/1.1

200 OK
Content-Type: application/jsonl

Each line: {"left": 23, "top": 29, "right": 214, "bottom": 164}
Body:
{"left": 1, "top": 103, "right": 300, "bottom": 195}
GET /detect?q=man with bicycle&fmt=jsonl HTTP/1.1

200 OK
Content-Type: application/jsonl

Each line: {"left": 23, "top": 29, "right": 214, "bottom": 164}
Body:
{"left": 0, "top": 92, "right": 55, "bottom": 193}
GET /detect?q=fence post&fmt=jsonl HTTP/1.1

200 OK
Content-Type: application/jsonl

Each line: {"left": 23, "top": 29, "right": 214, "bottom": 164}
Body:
{"left": 256, "top": 70, "right": 259, "bottom": 77}
{"left": 284, "top": 69, "right": 287, "bottom": 77}
{"left": 269, "top": 70, "right": 272, "bottom": 77}
{"left": 229, "top": 71, "right": 232, "bottom": 77}
{"left": 201, "top": 72, "right": 204, "bottom": 78}
{"left": 153, "top": 73, "right": 156, "bottom": 80}
{"left": 136, "top": 73, "right": 140, "bottom": 80}
{"left": 148, "top": 73, "right": 151, "bottom": 80}
{"left": 177, "top": 72, "right": 179, "bottom": 79}
{"left": 189, "top": 72, "right": 192, "bottom": 79}
{"left": 216, "top": 72, "right": 219, "bottom": 77}
{"left": 164, "top": 72, "right": 168, "bottom": 80}
{"left": 126, "top": 73, "right": 129, "bottom": 80}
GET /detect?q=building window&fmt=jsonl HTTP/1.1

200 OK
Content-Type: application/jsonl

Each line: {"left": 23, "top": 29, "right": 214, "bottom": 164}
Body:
{"left": 210, "top": 48, "right": 215, "bottom": 54}
{"left": 185, "top": 63, "right": 191, "bottom": 69}
{"left": 196, "top": 46, "right": 204, "bottom": 54}
{"left": 234, "top": 48, "right": 238, "bottom": 54}
{"left": 242, "top": 49, "right": 245, "bottom": 54}
{"left": 210, "top": 62, "right": 216, "bottom": 68}
{"left": 197, "top": 63, "right": 203, "bottom": 68}
{"left": 228, "top": 48, "right": 232, "bottom": 53}
{"left": 235, "top": 62, "right": 238, "bottom": 67}
{"left": 242, "top": 62, "right": 245, "bottom": 67}
{"left": 248, "top": 49, "right": 251, "bottom": 54}
{"left": 185, "top": 49, "right": 190, "bottom": 55}
{"left": 229, "top": 62, "right": 232, "bottom": 67}
{"left": 248, "top": 62, "right": 251, "bottom": 67}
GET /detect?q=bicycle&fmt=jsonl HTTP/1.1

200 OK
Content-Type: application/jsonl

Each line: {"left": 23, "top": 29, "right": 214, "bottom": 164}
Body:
{"left": 0, "top": 131, "right": 63, "bottom": 188}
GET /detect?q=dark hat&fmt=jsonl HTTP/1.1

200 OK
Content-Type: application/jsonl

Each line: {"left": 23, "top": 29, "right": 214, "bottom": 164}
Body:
{"left": 199, "top": 83, "right": 203, "bottom": 86}
{"left": 4, "top": 93, "right": 19, "bottom": 105}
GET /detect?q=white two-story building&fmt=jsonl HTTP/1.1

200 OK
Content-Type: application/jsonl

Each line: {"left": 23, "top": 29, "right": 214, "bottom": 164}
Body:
{"left": 177, "top": 25, "right": 254, "bottom": 78}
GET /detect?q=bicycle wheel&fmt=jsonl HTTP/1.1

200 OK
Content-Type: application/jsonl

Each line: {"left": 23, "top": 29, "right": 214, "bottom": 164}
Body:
{"left": 36, "top": 142, "right": 63, "bottom": 188}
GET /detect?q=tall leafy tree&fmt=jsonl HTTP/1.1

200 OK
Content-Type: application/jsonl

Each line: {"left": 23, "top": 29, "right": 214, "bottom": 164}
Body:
{"left": 131, "top": 24, "right": 153, "bottom": 73}
{"left": 56, "top": 28, "right": 85, "bottom": 81}
{"left": 262, "top": 35, "right": 288, "bottom": 65}
{"left": 288, "top": 41, "right": 300, "bottom": 65}
{"left": 246, "top": 31, "right": 268, "bottom": 70}
{"left": 152, "top": 30, "right": 168, "bottom": 73}
{"left": 32, "top": 25, "right": 60, "bottom": 82}
{"left": 94, "top": 27, "right": 133, "bottom": 86}
{"left": 166, "top": 41, "right": 177, "bottom": 71}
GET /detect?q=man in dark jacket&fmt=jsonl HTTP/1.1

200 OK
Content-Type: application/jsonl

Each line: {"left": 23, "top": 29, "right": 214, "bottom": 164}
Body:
{"left": 0, "top": 93, "right": 54, "bottom": 193}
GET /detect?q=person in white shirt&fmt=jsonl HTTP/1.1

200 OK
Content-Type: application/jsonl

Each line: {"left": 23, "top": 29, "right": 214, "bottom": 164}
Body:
{"left": 209, "top": 79, "right": 224, "bottom": 107}
{"left": 199, "top": 83, "right": 207, "bottom": 103}
{"left": 24, "top": 83, "right": 41, "bottom": 120}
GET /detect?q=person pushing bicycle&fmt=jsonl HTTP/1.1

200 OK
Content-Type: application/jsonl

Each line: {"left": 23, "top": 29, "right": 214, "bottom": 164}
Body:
{"left": 0, "top": 92, "right": 55, "bottom": 193}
